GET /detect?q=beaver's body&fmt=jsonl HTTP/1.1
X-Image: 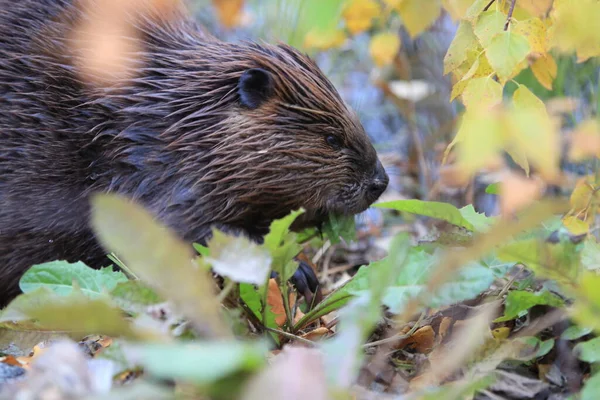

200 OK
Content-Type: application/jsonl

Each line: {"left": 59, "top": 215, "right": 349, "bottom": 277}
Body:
{"left": 0, "top": 0, "right": 388, "bottom": 306}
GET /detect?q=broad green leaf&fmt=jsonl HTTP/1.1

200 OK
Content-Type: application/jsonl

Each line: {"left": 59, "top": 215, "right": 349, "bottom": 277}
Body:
{"left": 575, "top": 337, "right": 600, "bottom": 363}
{"left": 375, "top": 199, "right": 474, "bottom": 231}
{"left": 323, "top": 213, "right": 356, "bottom": 245}
{"left": 130, "top": 341, "right": 269, "bottom": 384}
{"left": 293, "top": 0, "right": 346, "bottom": 50}
{"left": 485, "top": 183, "right": 500, "bottom": 195}
{"left": 444, "top": 21, "right": 479, "bottom": 74}
{"left": 207, "top": 230, "right": 272, "bottom": 285}
{"left": 561, "top": 325, "right": 592, "bottom": 341}
{"left": 582, "top": 372, "right": 600, "bottom": 400}
{"left": 90, "top": 194, "right": 231, "bottom": 338}
{"left": 582, "top": 239, "right": 600, "bottom": 272}
{"left": 495, "top": 290, "right": 564, "bottom": 322}
{"left": 263, "top": 209, "right": 304, "bottom": 253}
{"left": 461, "top": 76, "right": 503, "bottom": 109}
{"left": 0, "top": 288, "right": 143, "bottom": 339}
{"left": 514, "top": 337, "right": 555, "bottom": 360}
{"left": 19, "top": 261, "right": 127, "bottom": 298}
{"left": 485, "top": 31, "right": 531, "bottom": 80}
{"left": 110, "top": 281, "right": 163, "bottom": 314}
{"left": 474, "top": 10, "right": 506, "bottom": 47}
{"left": 571, "top": 272, "right": 600, "bottom": 333}
{"left": 395, "top": 0, "right": 442, "bottom": 38}
{"left": 459, "top": 205, "right": 495, "bottom": 233}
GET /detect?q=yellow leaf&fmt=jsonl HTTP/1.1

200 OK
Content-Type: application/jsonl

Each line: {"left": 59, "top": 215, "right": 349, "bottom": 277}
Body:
{"left": 455, "top": 109, "right": 505, "bottom": 175}
{"left": 485, "top": 31, "right": 531, "bottom": 81}
{"left": 442, "top": 0, "right": 474, "bottom": 21}
{"left": 492, "top": 327, "right": 511, "bottom": 340}
{"left": 518, "top": 0, "right": 553, "bottom": 17}
{"left": 450, "top": 54, "right": 494, "bottom": 101}
{"left": 465, "top": 0, "right": 491, "bottom": 21}
{"left": 568, "top": 119, "right": 600, "bottom": 161}
{"left": 304, "top": 29, "right": 346, "bottom": 50}
{"left": 551, "top": 0, "right": 600, "bottom": 59}
{"left": 531, "top": 54, "right": 557, "bottom": 90}
{"left": 369, "top": 32, "right": 401, "bottom": 66}
{"left": 570, "top": 178, "right": 595, "bottom": 214}
{"left": 474, "top": 10, "right": 506, "bottom": 47}
{"left": 563, "top": 216, "right": 590, "bottom": 236}
{"left": 513, "top": 18, "right": 548, "bottom": 54}
{"left": 461, "top": 76, "right": 503, "bottom": 109}
{"left": 343, "top": 0, "right": 381, "bottom": 35}
{"left": 507, "top": 86, "right": 559, "bottom": 180}
{"left": 212, "top": 0, "right": 244, "bottom": 29}
{"left": 505, "top": 146, "right": 530, "bottom": 176}
{"left": 394, "top": 0, "right": 442, "bottom": 38}
{"left": 444, "top": 21, "right": 479, "bottom": 75}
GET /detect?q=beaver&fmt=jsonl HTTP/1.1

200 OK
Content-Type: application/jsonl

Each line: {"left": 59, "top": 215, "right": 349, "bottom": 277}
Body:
{"left": 0, "top": 0, "right": 389, "bottom": 307}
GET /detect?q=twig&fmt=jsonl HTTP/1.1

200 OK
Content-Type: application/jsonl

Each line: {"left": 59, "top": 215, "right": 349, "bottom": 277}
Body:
{"left": 363, "top": 311, "right": 426, "bottom": 348}
{"left": 263, "top": 326, "right": 318, "bottom": 347}
{"left": 483, "top": 0, "right": 496, "bottom": 11}
{"left": 504, "top": 0, "right": 517, "bottom": 30}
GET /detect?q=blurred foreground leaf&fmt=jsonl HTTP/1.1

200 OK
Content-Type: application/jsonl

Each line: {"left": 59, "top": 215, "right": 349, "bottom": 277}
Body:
{"left": 90, "top": 194, "right": 231, "bottom": 338}
{"left": 375, "top": 199, "right": 475, "bottom": 231}
{"left": 495, "top": 290, "right": 564, "bottom": 322}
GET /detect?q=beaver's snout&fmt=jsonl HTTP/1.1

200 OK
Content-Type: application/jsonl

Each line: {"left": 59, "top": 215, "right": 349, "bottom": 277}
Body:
{"left": 366, "top": 160, "right": 389, "bottom": 201}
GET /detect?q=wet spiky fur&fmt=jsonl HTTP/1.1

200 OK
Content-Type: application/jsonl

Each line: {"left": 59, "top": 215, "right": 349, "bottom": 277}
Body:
{"left": 0, "top": 0, "right": 386, "bottom": 305}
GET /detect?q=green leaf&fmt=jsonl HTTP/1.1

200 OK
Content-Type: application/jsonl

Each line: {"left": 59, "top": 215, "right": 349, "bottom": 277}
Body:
{"left": 263, "top": 209, "right": 304, "bottom": 253}
{"left": 323, "top": 213, "right": 356, "bottom": 245}
{"left": 193, "top": 243, "right": 210, "bottom": 257}
{"left": 575, "top": 337, "right": 600, "bottom": 363}
{"left": 131, "top": 341, "right": 269, "bottom": 384}
{"left": 485, "top": 183, "right": 500, "bottom": 194}
{"left": 19, "top": 261, "right": 127, "bottom": 298}
{"left": 582, "top": 238, "right": 600, "bottom": 272}
{"left": 465, "top": 0, "right": 492, "bottom": 20}
{"left": 444, "top": 21, "right": 479, "bottom": 74}
{"left": 561, "top": 325, "right": 593, "bottom": 341}
{"left": 375, "top": 199, "right": 475, "bottom": 231}
{"left": 460, "top": 205, "right": 496, "bottom": 232}
{"left": 461, "top": 76, "right": 503, "bottom": 109}
{"left": 495, "top": 290, "right": 564, "bottom": 322}
{"left": 515, "top": 337, "right": 555, "bottom": 360}
{"left": 474, "top": 10, "right": 506, "bottom": 47}
{"left": 485, "top": 31, "right": 531, "bottom": 80}
{"left": 582, "top": 372, "right": 600, "bottom": 400}
{"left": 110, "top": 281, "right": 163, "bottom": 314}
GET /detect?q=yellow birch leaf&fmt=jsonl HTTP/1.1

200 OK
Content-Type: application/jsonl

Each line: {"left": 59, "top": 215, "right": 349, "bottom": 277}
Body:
{"left": 474, "top": 10, "right": 506, "bottom": 47}
{"left": 212, "top": 0, "right": 244, "bottom": 28}
{"left": 343, "top": 0, "right": 381, "bottom": 35}
{"left": 369, "top": 32, "right": 401, "bottom": 67}
{"left": 505, "top": 146, "right": 530, "bottom": 176}
{"left": 465, "top": 0, "right": 491, "bottom": 21}
{"left": 485, "top": 31, "right": 531, "bottom": 81}
{"left": 444, "top": 21, "right": 479, "bottom": 75}
{"left": 395, "top": 0, "right": 442, "bottom": 38}
{"left": 456, "top": 110, "right": 505, "bottom": 175}
{"left": 507, "top": 86, "right": 559, "bottom": 180}
{"left": 441, "top": 0, "right": 473, "bottom": 20}
{"left": 570, "top": 178, "right": 595, "bottom": 213}
{"left": 531, "top": 54, "right": 557, "bottom": 90}
{"left": 569, "top": 119, "right": 600, "bottom": 161}
{"left": 450, "top": 54, "right": 494, "bottom": 101}
{"left": 518, "top": 0, "right": 553, "bottom": 17}
{"left": 513, "top": 18, "right": 547, "bottom": 54}
{"left": 551, "top": 0, "right": 600, "bottom": 59}
{"left": 563, "top": 216, "right": 590, "bottom": 236}
{"left": 461, "top": 76, "right": 503, "bottom": 109}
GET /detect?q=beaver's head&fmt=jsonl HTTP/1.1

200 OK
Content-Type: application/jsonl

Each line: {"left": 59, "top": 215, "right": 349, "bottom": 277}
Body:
{"left": 101, "top": 32, "right": 386, "bottom": 241}
{"left": 155, "top": 41, "right": 388, "bottom": 237}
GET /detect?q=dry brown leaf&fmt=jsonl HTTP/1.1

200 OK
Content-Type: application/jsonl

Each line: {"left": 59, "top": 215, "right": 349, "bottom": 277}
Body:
{"left": 500, "top": 173, "right": 545, "bottom": 216}
{"left": 267, "top": 279, "right": 287, "bottom": 327}
{"left": 300, "top": 327, "right": 331, "bottom": 342}
{"left": 396, "top": 326, "right": 435, "bottom": 353}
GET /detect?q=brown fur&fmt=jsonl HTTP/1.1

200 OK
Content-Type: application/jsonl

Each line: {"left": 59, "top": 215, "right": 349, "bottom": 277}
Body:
{"left": 0, "top": 0, "right": 388, "bottom": 306}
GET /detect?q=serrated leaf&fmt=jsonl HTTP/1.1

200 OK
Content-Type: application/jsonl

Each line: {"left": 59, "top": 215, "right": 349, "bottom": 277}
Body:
{"left": 110, "top": 281, "right": 163, "bottom": 314}
{"left": 461, "top": 76, "right": 503, "bottom": 109}
{"left": 513, "top": 18, "right": 547, "bottom": 54}
{"left": 444, "top": 21, "right": 479, "bottom": 75}
{"left": 459, "top": 204, "right": 496, "bottom": 232}
{"left": 495, "top": 290, "right": 564, "bottom": 322}
{"left": 474, "top": 10, "right": 506, "bottom": 47}
{"left": 19, "top": 261, "right": 127, "bottom": 298}
{"left": 485, "top": 31, "right": 531, "bottom": 80}
{"left": 375, "top": 199, "right": 474, "bottom": 230}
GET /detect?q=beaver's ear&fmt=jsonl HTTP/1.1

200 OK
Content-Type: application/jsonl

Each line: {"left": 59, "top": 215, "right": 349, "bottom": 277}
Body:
{"left": 238, "top": 68, "right": 274, "bottom": 109}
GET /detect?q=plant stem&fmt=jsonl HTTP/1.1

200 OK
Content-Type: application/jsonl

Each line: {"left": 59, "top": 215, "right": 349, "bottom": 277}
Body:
{"left": 483, "top": 0, "right": 496, "bottom": 11}
{"left": 504, "top": 0, "right": 517, "bottom": 31}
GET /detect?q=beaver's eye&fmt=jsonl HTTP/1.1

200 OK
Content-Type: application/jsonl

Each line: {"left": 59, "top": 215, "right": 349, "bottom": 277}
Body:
{"left": 326, "top": 135, "right": 341, "bottom": 148}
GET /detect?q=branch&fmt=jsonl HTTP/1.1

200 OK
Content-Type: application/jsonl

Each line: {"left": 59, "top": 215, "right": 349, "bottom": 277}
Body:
{"left": 504, "top": 0, "right": 517, "bottom": 30}
{"left": 483, "top": 0, "right": 496, "bottom": 12}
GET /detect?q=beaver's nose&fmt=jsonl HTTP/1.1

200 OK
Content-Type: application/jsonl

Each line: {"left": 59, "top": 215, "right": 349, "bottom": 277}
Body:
{"left": 367, "top": 160, "right": 389, "bottom": 199}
